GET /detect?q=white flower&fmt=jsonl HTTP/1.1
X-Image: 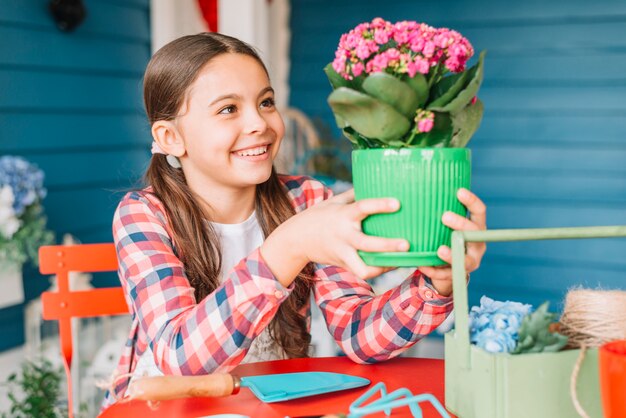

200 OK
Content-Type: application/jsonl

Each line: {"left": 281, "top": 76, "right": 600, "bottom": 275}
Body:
{"left": 0, "top": 185, "right": 21, "bottom": 239}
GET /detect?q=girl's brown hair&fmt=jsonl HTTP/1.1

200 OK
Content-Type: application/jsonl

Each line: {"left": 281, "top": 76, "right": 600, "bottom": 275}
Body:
{"left": 143, "top": 33, "right": 313, "bottom": 358}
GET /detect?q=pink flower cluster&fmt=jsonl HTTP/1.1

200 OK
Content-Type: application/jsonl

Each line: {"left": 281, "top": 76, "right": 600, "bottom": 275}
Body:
{"left": 415, "top": 109, "right": 435, "bottom": 133}
{"left": 332, "top": 18, "right": 474, "bottom": 81}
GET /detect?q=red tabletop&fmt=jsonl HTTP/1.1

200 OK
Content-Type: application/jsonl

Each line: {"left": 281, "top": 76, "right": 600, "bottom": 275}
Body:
{"left": 99, "top": 356, "right": 451, "bottom": 418}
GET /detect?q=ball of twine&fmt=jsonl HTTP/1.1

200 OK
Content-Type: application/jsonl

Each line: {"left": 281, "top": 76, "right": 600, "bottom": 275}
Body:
{"left": 560, "top": 288, "right": 626, "bottom": 418}
{"left": 559, "top": 288, "right": 626, "bottom": 348}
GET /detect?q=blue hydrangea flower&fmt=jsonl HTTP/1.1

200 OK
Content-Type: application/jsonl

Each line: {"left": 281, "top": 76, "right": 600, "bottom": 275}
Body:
{"left": 0, "top": 156, "right": 47, "bottom": 216}
{"left": 469, "top": 296, "right": 532, "bottom": 353}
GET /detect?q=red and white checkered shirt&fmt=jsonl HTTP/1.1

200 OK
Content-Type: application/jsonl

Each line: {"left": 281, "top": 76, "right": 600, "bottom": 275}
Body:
{"left": 102, "top": 175, "right": 452, "bottom": 409}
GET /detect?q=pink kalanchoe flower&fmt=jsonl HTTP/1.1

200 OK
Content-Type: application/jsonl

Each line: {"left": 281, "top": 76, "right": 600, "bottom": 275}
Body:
{"left": 352, "top": 62, "right": 365, "bottom": 77}
{"left": 418, "top": 118, "right": 434, "bottom": 133}
{"left": 355, "top": 40, "right": 372, "bottom": 60}
{"left": 374, "top": 28, "right": 390, "bottom": 44}
{"left": 415, "top": 109, "right": 435, "bottom": 133}
{"left": 422, "top": 41, "right": 436, "bottom": 58}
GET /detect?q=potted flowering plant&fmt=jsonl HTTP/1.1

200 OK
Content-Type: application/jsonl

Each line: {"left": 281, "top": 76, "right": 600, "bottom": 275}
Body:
{"left": 0, "top": 156, "right": 54, "bottom": 307}
{"left": 325, "top": 17, "right": 485, "bottom": 266}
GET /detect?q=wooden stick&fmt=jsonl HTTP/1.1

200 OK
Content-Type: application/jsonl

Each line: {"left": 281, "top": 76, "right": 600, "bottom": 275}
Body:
{"left": 128, "top": 374, "right": 239, "bottom": 401}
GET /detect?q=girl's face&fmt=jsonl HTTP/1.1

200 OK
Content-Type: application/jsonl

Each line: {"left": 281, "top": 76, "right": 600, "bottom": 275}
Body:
{"left": 175, "top": 53, "right": 284, "bottom": 191}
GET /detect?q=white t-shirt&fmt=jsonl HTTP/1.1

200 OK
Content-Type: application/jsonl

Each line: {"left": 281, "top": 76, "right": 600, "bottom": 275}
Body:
{"left": 129, "top": 211, "right": 286, "bottom": 384}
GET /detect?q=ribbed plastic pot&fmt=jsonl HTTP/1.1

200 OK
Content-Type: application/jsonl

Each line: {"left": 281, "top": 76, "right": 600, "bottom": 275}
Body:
{"left": 352, "top": 148, "right": 471, "bottom": 267}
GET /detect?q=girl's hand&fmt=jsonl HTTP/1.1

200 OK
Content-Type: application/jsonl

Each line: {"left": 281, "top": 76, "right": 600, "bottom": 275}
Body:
{"left": 418, "top": 188, "right": 487, "bottom": 297}
{"left": 262, "top": 189, "right": 409, "bottom": 284}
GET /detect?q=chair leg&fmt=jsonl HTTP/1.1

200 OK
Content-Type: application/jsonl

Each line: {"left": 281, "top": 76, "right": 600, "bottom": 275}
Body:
{"left": 63, "top": 358, "right": 74, "bottom": 418}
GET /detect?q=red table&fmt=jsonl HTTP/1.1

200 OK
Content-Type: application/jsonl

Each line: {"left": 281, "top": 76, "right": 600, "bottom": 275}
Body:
{"left": 99, "top": 357, "right": 451, "bottom": 417}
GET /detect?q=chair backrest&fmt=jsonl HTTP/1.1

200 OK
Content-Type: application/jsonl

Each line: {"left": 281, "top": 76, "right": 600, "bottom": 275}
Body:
{"left": 274, "top": 107, "right": 322, "bottom": 175}
{"left": 39, "top": 243, "right": 128, "bottom": 418}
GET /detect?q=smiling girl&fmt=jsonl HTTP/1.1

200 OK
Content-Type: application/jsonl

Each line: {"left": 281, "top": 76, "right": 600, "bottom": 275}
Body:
{"left": 103, "top": 32, "right": 487, "bottom": 408}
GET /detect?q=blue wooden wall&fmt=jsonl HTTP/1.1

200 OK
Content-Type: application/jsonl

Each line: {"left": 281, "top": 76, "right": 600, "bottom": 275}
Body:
{"left": 289, "top": 0, "right": 626, "bottom": 310}
{"left": 0, "top": 0, "right": 151, "bottom": 351}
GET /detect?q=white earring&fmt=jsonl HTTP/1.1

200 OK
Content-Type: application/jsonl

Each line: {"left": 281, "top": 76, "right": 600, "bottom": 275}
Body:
{"left": 166, "top": 154, "right": 182, "bottom": 169}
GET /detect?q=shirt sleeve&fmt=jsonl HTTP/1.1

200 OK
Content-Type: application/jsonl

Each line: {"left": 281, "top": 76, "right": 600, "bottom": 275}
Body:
{"left": 113, "top": 192, "right": 291, "bottom": 375}
{"left": 314, "top": 265, "right": 453, "bottom": 363}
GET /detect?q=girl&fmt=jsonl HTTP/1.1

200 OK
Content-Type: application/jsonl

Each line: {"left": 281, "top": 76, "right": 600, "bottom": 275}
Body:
{"left": 104, "top": 32, "right": 487, "bottom": 408}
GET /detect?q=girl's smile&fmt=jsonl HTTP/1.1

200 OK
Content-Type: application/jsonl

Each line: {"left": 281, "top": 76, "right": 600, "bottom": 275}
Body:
{"left": 231, "top": 143, "right": 272, "bottom": 161}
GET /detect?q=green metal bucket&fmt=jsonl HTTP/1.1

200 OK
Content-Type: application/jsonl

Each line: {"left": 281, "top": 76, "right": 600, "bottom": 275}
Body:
{"left": 445, "top": 226, "right": 626, "bottom": 418}
{"left": 352, "top": 148, "right": 471, "bottom": 267}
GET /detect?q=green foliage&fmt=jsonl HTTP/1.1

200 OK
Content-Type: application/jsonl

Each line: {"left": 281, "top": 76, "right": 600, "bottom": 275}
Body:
{"left": 325, "top": 51, "right": 486, "bottom": 149}
{"left": 1, "top": 359, "right": 67, "bottom": 418}
{"left": 512, "top": 302, "right": 569, "bottom": 354}
{"left": 327, "top": 87, "right": 412, "bottom": 143}
{"left": 362, "top": 72, "right": 422, "bottom": 118}
{"left": 0, "top": 203, "right": 55, "bottom": 266}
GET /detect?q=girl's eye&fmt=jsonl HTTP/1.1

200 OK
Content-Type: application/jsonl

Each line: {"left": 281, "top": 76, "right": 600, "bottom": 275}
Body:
{"left": 260, "top": 97, "right": 275, "bottom": 108}
{"left": 218, "top": 105, "right": 237, "bottom": 115}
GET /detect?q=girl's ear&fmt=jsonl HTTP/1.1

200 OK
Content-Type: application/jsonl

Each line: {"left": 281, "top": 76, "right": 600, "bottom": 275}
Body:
{"left": 152, "top": 120, "right": 186, "bottom": 157}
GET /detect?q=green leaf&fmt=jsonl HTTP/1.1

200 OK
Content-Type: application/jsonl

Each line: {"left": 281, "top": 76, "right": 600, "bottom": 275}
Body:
{"left": 323, "top": 63, "right": 350, "bottom": 89}
{"left": 428, "top": 50, "right": 487, "bottom": 113}
{"left": 323, "top": 63, "right": 364, "bottom": 91}
{"left": 404, "top": 73, "right": 429, "bottom": 108}
{"left": 362, "top": 72, "right": 421, "bottom": 119}
{"left": 450, "top": 99, "right": 484, "bottom": 148}
{"left": 428, "top": 71, "right": 468, "bottom": 109}
{"left": 409, "top": 112, "right": 453, "bottom": 147}
{"left": 328, "top": 87, "right": 411, "bottom": 144}
{"left": 511, "top": 302, "right": 569, "bottom": 355}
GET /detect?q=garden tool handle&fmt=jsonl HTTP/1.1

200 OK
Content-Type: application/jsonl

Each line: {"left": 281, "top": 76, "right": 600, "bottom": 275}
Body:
{"left": 451, "top": 225, "right": 626, "bottom": 370}
{"left": 129, "top": 373, "right": 240, "bottom": 401}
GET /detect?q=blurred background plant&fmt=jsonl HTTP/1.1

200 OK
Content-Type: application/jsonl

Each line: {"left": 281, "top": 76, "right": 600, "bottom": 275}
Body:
{"left": 0, "top": 156, "right": 55, "bottom": 266}
{"left": 0, "top": 358, "right": 67, "bottom": 418}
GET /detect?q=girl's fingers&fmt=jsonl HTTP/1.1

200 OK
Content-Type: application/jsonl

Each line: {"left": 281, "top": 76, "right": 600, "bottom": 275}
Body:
{"left": 352, "top": 232, "right": 409, "bottom": 253}
{"left": 436, "top": 245, "right": 480, "bottom": 273}
{"left": 352, "top": 198, "right": 401, "bottom": 221}
{"left": 332, "top": 188, "right": 355, "bottom": 204}
{"left": 442, "top": 211, "right": 480, "bottom": 231}
{"left": 418, "top": 265, "right": 451, "bottom": 282}
{"left": 457, "top": 188, "right": 487, "bottom": 229}
{"left": 466, "top": 241, "right": 487, "bottom": 266}
{"left": 341, "top": 250, "right": 385, "bottom": 280}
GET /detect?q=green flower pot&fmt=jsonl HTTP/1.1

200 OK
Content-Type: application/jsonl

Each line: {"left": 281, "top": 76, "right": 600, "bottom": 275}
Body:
{"left": 352, "top": 148, "right": 471, "bottom": 267}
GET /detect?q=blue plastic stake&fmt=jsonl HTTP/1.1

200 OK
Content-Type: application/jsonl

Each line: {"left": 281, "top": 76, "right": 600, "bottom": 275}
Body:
{"left": 348, "top": 382, "right": 451, "bottom": 418}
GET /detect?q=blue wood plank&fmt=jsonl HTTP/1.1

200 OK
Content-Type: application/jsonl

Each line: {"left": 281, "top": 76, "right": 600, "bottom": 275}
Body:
{"left": 0, "top": 69, "right": 143, "bottom": 110}
{"left": 45, "top": 187, "right": 130, "bottom": 236}
{"left": 0, "top": 26, "right": 149, "bottom": 74}
{"left": 292, "top": 0, "right": 626, "bottom": 23}
{"left": 2, "top": 0, "right": 150, "bottom": 42}
{"left": 94, "top": 0, "right": 150, "bottom": 10}
{"left": 20, "top": 150, "right": 149, "bottom": 188}
{"left": 478, "top": 115, "right": 626, "bottom": 145}
{"left": 482, "top": 204, "right": 626, "bottom": 229}
{"left": 469, "top": 255, "right": 626, "bottom": 310}
{"left": 0, "top": 113, "right": 150, "bottom": 151}
{"left": 478, "top": 238, "right": 626, "bottom": 268}
{"left": 0, "top": 305, "right": 25, "bottom": 351}
{"left": 472, "top": 145, "right": 626, "bottom": 174}
{"left": 472, "top": 172, "right": 626, "bottom": 204}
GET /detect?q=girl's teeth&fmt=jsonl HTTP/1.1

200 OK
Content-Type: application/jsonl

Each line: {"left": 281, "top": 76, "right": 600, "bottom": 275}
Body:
{"left": 237, "top": 146, "right": 267, "bottom": 156}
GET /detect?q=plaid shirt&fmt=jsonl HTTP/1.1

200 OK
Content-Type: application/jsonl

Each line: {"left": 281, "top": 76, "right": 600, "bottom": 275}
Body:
{"left": 102, "top": 175, "right": 453, "bottom": 408}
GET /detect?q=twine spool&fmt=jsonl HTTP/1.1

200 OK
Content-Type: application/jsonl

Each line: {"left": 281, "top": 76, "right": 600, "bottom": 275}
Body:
{"left": 559, "top": 288, "right": 626, "bottom": 418}
{"left": 560, "top": 289, "right": 626, "bottom": 348}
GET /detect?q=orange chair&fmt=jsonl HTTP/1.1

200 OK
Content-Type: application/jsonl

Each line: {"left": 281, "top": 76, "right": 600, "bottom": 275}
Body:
{"left": 39, "top": 243, "right": 128, "bottom": 418}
